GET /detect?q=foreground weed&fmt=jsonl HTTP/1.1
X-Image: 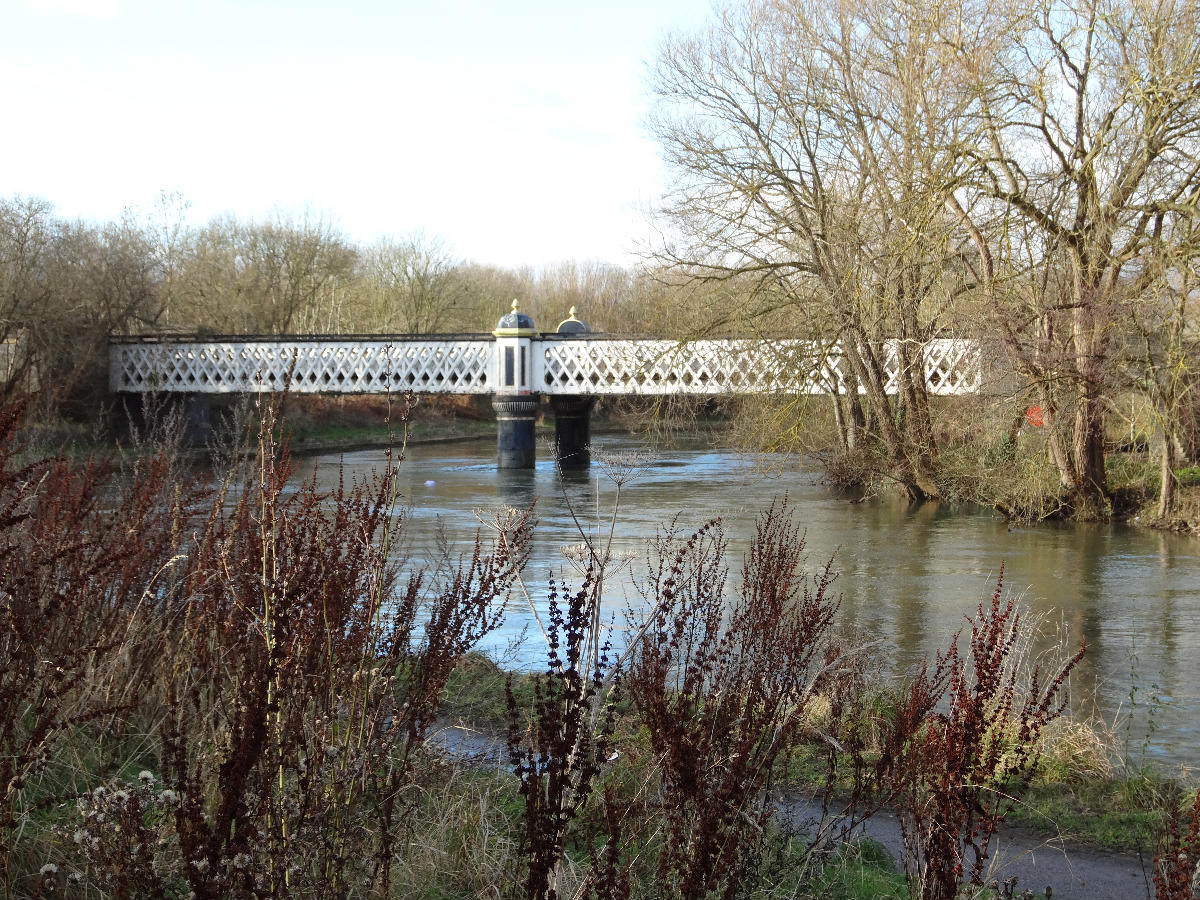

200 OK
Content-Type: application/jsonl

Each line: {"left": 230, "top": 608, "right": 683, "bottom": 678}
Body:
{"left": 506, "top": 569, "right": 621, "bottom": 900}
{"left": 885, "top": 571, "right": 1085, "bottom": 899}
{"left": 155, "top": 398, "right": 531, "bottom": 899}
{"left": 624, "top": 498, "right": 848, "bottom": 899}
{"left": 0, "top": 399, "right": 203, "bottom": 894}
{"left": 1154, "top": 789, "right": 1200, "bottom": 900}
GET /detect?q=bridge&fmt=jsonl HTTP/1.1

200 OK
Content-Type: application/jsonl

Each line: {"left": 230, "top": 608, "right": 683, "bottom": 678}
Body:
{"left": 109, "top": 304, "right": 981, "bottom": 467}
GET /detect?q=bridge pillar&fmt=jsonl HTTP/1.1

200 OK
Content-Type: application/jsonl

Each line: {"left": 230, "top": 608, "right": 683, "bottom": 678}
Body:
{"left": 180, "top": 393, "right": 213, "bottom": 447}
{"left": 114, "top": 392, "right": 213, "bottom": 448}
{"left": 492, "top": 397, "right": 539, "bottom": 468}
{"left": 492, "top": 300, "right": 539, "bottom": 469}
{"left": 551, "top": 395, "right": 594, "bottom": 467}
{"left": 549, "top": 308, "right": 594, "bottom": 467}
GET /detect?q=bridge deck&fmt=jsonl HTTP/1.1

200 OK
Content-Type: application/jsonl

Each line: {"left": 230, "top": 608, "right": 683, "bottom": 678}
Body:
{"left": 109, "top": 335, "right": 981, "bottom": 396}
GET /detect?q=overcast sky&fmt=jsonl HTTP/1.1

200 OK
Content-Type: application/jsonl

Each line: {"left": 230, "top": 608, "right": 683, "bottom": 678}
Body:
{"left": 0, "top": 0, "right": 712, "bottom": 268}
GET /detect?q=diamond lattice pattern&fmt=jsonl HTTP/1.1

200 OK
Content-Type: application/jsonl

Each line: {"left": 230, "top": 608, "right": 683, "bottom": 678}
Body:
{"left": 538, "top": 339, "right": 979, "bottom": 396}
{"left": 110, "top": 340, "right": 495, "bottom": 394}
{"left": 110, "top": 337, "right": 979, "bottom": 396}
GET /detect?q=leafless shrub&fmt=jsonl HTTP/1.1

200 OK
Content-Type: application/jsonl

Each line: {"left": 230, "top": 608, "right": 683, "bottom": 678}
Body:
{"left": 623, "top": 498, "right": 846, "bottom": 899}
{"left": 505, "top": 568, "right": 621, "bottom": 900}
{"left": 152, "top": 397, "right": 531, "bottom": 899}
{"left": 0, "top": 398, "right": 202, "bottom": 894}
{"left": 1154, "top": 789, "right": 1200, "bottom": 900}
{"left": 883, "top": 572, "right": 1085, "bottom": 899}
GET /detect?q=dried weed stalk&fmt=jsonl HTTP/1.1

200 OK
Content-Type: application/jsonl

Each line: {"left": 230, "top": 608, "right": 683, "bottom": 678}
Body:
{"left": 885, "top": 571, "right": 1084, "bottom": 899}
{"left": 0, "top": 398, "right": 201, "bottom": 894}
{"left": 505, "top": 569, "right": 621, "bottom": 900}
{"left": 153, "top": 397, "right": 531, "bottom": 899}
{"left": 1154, "top": 789, "right": 1200, "bottom": 900}
{"left": 625, "top": 497, "right": 844, "bottom": 900}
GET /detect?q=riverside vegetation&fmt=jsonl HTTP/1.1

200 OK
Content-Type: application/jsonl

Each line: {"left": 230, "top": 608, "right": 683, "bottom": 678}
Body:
{"left": 3, "top": 396, "right": 1198, "bottom": 900}
{"left": 3, "top": 173, "right": 1200, "bottom": 531}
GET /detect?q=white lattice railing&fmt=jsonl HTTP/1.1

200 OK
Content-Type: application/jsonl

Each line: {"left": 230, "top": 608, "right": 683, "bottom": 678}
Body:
{"left": 538, "top": 338, "right": 980, "bottom": 396}
{"left": 109, "top": 339, "right": 496, "bottom": 394}
{"left": 109, "top": 336, "right": 981, "bottom": 396}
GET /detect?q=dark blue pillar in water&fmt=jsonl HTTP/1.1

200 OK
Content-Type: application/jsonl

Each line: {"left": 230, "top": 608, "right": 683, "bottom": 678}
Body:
{"left": 181, "top": 393, "right": 213, "bottom": 447}
{"left": 551, "top": 395, "right": 594, "bottom": 467}
{"left": 492, "top": 396, "right": 539, "bottom": 469}
{"left": 113, "top": 391, "right": 213, "bottom": 448}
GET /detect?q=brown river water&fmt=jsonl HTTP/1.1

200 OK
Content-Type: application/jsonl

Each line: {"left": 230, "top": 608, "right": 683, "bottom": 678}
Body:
{"left": 299, "top": 434, "right": 1200, "bottom": 771}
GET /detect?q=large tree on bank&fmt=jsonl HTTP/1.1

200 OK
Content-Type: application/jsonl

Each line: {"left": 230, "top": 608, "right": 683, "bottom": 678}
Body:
{"left": 650, "top": 0, "right": 1200, "bottom": 512}
{"left": 649, "top": 0, "right": 998, "bottom": 502}
{"left": 966, "top": 0, "right": 1200, "bottom": 514}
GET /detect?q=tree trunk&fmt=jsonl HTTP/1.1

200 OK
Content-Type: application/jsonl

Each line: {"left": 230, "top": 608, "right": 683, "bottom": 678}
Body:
{"left": 1158, "top": 430, "right": 1178, "bottom": 521}
{"left": 844, "top": 339, "right": 939, "bottom": 503}
{"left": 1039, "top": 397, "right": 1078, "bottom": 491}
{"left": 1072, "top": 388, "right": 1107, "bottom": 511}
{"left": 831, "top": 392, "right": 851, "bottom": 452}
{"left": 898, "top": 340, "right": 936, "bottom": 462}
{"left": 849, "top": 393, "right": 865, "bottom": 450}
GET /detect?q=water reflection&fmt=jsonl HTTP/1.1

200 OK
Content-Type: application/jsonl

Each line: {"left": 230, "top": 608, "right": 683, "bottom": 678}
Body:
{"left": 297, "top": 435, "right": 1200, "bottom": 768}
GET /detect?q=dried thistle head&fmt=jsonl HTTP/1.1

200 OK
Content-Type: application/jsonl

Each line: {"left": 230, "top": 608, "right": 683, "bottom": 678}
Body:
{"left": 594, "top": 449, "right": 654, "bottom": 487}
{"left": 560, "top": 541, "right": 637, "bottom": 578}
{"left": 476, "top": 504, "right": 538, "bottom": 538}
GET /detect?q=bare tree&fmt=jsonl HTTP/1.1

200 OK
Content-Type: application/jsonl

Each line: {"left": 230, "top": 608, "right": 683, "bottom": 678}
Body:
{"left": 356, "top": 233, "right": 468, "bottom": 333}
{"left": 0, "top": 199, "right": 166, "bottom": 411}
{"left": 1125, "top": 219, "right": 1200, "bottom": 519}
{"left": 966, "top": 0, "right": 1200, "bottom": 513}
{"left": 0, "top": 197, "right": 55, "bottom": 396}
{"left": 175, "top": 213, "right": 355, "bottom": 334}
{"left": 147, "top": 190, "right": 192, "bottom": 329}
{"left": 649, "top": 0, "right": 996, "bottom": 501}
{"left": 525, "top": 260, "right": 634, "bottom": 332}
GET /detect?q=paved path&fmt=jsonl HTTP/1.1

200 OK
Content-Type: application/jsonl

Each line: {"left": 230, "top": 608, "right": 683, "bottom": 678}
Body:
{"left": 431, "top": 726, "right": 1155, "bottom": 899}
{"left": 778, "top": 792, "right": 1154, "bottom": 900}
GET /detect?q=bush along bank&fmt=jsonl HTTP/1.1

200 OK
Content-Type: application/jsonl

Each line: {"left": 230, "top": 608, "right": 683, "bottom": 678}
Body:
{"left": 1, "top": 397, "right": 1194, "bottom": 900}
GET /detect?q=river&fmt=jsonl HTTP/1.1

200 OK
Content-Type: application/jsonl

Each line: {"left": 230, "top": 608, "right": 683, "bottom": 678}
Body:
{"left": 300, "top": 434, "right": 1200, "bottom": 770}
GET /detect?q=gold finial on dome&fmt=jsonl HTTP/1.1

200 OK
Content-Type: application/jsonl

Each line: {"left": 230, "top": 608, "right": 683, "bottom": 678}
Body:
{"left": 567, "top": 306, "right": 578, "bottom": 320}
{"left": 511, "top": 299, "right": 520, "bottom": 312}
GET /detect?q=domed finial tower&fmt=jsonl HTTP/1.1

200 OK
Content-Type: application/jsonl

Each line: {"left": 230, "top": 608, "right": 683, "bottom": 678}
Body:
{"left": 556, "top": 306, "right": 591, "bottom": 334}
{"left": 491, "top": 300, "right": 538, "bottom": 468}
{"left": 494, "top": 299, "right": 536, "bottom": 336}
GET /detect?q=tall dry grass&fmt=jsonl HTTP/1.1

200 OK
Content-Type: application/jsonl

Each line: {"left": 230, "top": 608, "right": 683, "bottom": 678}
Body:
{"left": 0, "top": 395, "right": 532, "bottom": 898}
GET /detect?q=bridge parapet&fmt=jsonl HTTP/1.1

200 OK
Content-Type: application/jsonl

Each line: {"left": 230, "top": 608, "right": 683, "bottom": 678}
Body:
{"left": 540, "top": 336, "right": 980, "bottom": 396}
{"left": 110, "top": 336, "right": 496, "bottom": 395}
{"left": 110, "top": 336, "right": 980, "bottom": 396}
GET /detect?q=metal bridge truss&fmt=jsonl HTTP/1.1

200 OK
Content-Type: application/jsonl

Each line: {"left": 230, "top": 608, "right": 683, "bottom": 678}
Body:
{"left": 110, "top": 336, "right": 980, "bottom": 396}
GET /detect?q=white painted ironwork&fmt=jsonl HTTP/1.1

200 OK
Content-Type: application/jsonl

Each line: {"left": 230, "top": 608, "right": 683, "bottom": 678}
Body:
{"left": 538, "top": 338, "right": 981, "bottom": 396}
{"left": 109, "top": 336, "right": 980, "bottom": 396}
{"left": 109, "top": 339, "right": 495, "bottom": 394}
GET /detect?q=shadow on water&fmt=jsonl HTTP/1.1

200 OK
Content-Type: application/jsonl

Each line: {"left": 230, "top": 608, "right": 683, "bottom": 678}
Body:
{"left": 310, "top": 435, "right": 1200, "bottom": 768}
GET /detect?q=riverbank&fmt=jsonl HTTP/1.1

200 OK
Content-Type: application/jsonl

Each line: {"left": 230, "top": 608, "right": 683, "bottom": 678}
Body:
{"left": 281, "top": 394, "right": 731, "bottom": 457}
{"left": 4, "top": 396, "right": 1196, "bottom": 899}
{"left": 30, "top": 391, "right": 1200, "bottom": 535}
{"left": 430, "top": 654, "right": 1177, "bottom": 900}
{"left": 277, "top": 395, "right": 1200, "bottom": 535}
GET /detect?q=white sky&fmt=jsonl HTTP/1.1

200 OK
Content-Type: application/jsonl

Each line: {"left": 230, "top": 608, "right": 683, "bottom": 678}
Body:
{"left": 0, "top": 0, "right": 713, "bottom": 268}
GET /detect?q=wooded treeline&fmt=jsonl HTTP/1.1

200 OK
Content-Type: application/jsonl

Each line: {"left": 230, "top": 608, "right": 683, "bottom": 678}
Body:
{"left": 0, "top": 195, "right": 663, "bottom": 416}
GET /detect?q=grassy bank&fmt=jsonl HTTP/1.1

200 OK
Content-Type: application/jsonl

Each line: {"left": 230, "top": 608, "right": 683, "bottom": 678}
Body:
{"left": 441, "top": 654, "right": 1182, "bottom": 857}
